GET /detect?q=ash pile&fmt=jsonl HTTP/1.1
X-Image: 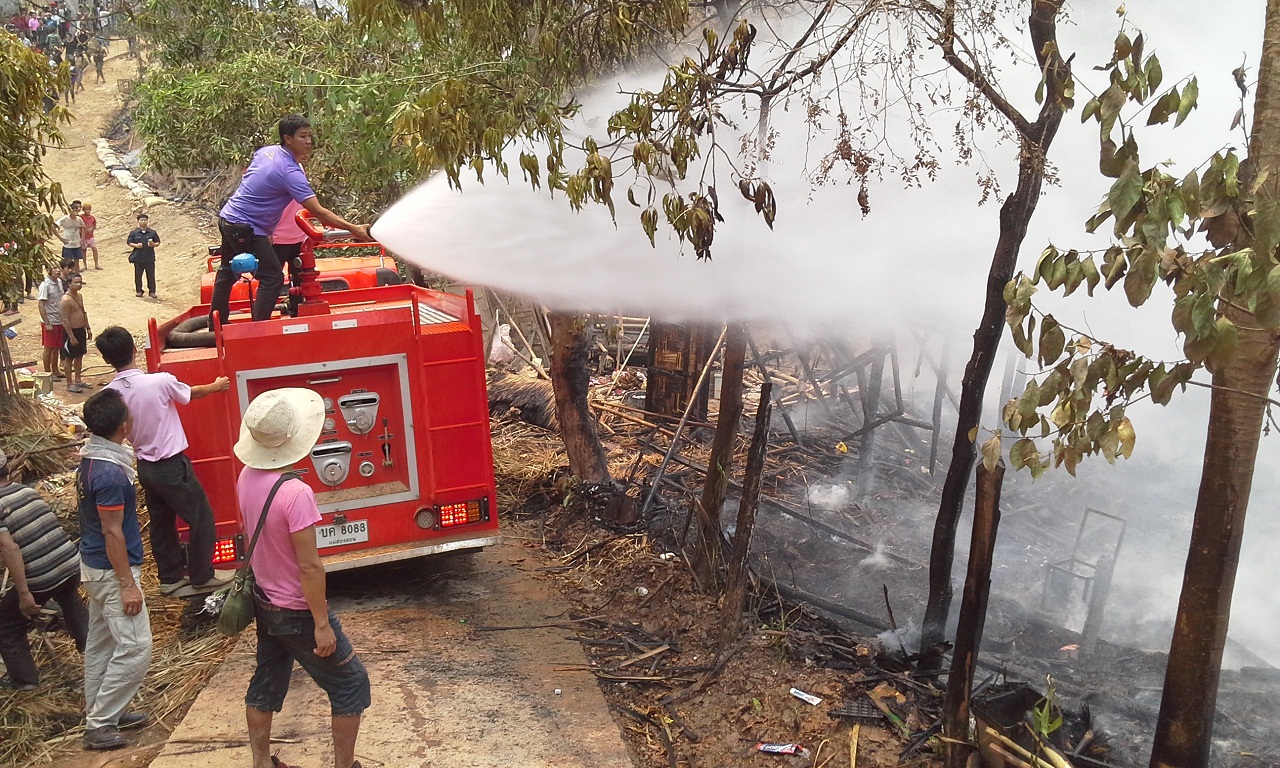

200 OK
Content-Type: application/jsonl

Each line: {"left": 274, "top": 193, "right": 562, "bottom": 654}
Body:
{"left": 584, "top": 324, "right": 1280, "bottom": 767}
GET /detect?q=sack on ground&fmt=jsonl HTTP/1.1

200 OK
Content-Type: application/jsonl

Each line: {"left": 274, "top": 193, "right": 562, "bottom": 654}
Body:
{"left": 216, "top": 568, "right": 256, "bottom": 636}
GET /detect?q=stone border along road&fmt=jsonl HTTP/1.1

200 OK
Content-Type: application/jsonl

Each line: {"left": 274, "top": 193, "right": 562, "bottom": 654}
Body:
{"left": 92, "top": 137, "right": 168, "bottom": 208}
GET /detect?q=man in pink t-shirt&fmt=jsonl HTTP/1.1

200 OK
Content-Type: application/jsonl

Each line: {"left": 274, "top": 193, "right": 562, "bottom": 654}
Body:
{"left": 233, "top": 388, "right": 369, "bottom": 768}
{"left": 95, "top": 327, "right": 231, "bottom": 596}
{"left": 271, "top": 199, "right": 308, "bottom": 264}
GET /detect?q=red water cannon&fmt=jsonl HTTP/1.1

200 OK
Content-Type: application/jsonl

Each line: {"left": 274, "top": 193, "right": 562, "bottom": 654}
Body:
{"left": 290, "top": 211, "right": 355, "bottom": 316}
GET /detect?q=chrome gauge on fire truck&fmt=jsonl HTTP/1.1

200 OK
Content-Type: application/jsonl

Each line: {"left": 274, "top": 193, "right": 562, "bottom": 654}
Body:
{"left": 338, "top": 393, "right": 381, "bottom": 435}
{"left": 310, "top": 441, "right": 353, "bottom": 486}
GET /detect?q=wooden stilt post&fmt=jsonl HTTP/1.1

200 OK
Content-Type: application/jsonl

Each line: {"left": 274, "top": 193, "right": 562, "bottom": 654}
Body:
{"left": 942, "top": 459, "right": 1005, "bottom": 768}
{"left": 720, "top": 382, "right": 772, "bottom": 645}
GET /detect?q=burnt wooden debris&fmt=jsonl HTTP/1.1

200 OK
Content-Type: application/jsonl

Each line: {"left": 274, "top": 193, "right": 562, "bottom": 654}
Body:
{"left": 485, "top": 314, "right": 1280, "bottom": 765}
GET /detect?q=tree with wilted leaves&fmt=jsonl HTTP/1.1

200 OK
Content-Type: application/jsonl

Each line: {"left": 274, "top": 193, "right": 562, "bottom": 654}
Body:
{"left": 995, "top": 3, "right": 1280, "bottom": 765}
{"left": 0, "top": 33, "right": 69, "bottom": 317}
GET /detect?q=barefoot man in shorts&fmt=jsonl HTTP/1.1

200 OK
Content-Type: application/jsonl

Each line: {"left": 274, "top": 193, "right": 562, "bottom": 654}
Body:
{"left": 37, "top": 262, "right": 70, "bottom": 381}
{"left": 60, "top": 274, "right": 92, "bottom": 393}
{"left": 81, "top": 203, "right": 100, "bottom": 270}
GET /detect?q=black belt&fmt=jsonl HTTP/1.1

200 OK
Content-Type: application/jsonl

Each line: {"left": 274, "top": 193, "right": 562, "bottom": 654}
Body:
{"left": 252, "top": 585, "right": 309, "bottom": 614}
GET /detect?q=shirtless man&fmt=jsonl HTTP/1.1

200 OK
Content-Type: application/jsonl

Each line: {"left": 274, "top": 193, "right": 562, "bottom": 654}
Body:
{"left": 60, "top": 274, "right": 92, "bottom": 393}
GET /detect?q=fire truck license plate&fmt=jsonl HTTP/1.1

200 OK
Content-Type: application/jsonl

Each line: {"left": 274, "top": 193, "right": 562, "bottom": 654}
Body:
{"left": 315, "top": 520, "right": 369, "bottom": 549}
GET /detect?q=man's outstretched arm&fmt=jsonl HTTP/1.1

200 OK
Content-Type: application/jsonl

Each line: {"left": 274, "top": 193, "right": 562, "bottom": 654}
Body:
{"left": 300, "top": 196, "right": 371, "bottom": 243}
{"left": 189, "top": 376, "right": 230, "bottom": 400}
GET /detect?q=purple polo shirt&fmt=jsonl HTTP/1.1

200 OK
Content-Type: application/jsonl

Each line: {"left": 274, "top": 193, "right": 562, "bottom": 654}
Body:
{"left": 105, "top": 369, "right": 192, "bottom": 462}
{"left": 219, "top": 145, "right": 317, "bottom": 236}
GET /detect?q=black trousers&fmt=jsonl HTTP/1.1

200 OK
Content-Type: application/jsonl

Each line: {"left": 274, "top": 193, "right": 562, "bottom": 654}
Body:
{"left": 133, "top": 260, "right": 156, "bottom": 295}
{"left": 0, "top": 574, "right": 89, "bottom": 686}
{"left": 210, "top": 218, "right": 282, "bottom": 324}
{"left": 137, "top": 453, "right": 217, "bottom": 585}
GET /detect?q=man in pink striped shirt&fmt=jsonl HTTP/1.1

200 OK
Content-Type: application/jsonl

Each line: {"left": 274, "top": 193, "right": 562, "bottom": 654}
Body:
{"left": 95, "top": 327, "right": 232, "bottom": 595}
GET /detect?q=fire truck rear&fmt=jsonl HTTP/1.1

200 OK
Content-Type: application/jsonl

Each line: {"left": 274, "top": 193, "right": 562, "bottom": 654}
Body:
{"left": 145, "top": 219, "right": 499, "bottom": 572}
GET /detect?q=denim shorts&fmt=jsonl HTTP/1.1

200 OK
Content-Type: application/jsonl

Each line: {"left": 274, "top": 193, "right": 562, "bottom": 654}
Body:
{"left": 244, "top": 602, "right": 370, "bottom": 717}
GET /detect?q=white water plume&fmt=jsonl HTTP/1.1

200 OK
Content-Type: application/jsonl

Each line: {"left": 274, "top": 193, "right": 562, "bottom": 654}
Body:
{"left": 373, "top": 0, "right": 1280, "bottom": 667}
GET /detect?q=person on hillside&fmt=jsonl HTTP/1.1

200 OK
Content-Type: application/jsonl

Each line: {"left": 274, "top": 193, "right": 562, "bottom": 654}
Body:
{"left": 89, "top": 36, "right": 105, "bottom": 83}
{"left": 42, "top": 28, "right": 62, "bottom": 59}
{"left": 235, "top": 388, "right": 369, "bottom": 768}
{"left": 0, "top": 245, "right": 20, "bottom": 316}
{"left": 59, "top": 272, "right": 91, "bottom": 392}
{"left": 55, "top": 201, "right": 85, "bottom": 268}
{"left": 126, "top": 213, "right": 159, "bottom": 298}
{"left": 77, "top": 388, "right": 151, "bottom": 751}
{"left": 73, "top": 52, "right": 87, "bottom": 93}
{"left": 63, "top": 60, "right": 78, "bottom": 104}
{"left": 0, "top": 448, "right": 88, "bottom": 691}
{"left": 37, "top": 260, "right": 74, "bottom": 381}
{"left": 97, "top": 326, "right": 231, "bottom": 596}
{"left": 209, "top": 114, "right": 371, "bottom": 325}
{"left": 81, "top": 203, "right": 100, "bottom": 270}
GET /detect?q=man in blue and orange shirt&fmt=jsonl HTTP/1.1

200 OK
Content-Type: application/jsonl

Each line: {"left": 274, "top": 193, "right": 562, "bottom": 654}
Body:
{"left": 77, "top": 389, "right": 151, "bottom": 750}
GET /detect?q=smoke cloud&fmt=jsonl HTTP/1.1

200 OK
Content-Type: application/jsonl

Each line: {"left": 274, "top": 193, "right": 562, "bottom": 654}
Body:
{"left": 374, "top": 0, "right": 1278, "bottom": 665}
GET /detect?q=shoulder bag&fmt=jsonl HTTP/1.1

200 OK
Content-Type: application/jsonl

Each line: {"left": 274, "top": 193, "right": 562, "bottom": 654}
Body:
{"left": 216, "top": 472, "right": 298, "bottom": 636}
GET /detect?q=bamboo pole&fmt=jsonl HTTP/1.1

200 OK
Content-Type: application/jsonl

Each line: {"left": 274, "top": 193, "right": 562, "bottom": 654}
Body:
{"left": 942, "top": 460, "right": 1005, "bottom": 768}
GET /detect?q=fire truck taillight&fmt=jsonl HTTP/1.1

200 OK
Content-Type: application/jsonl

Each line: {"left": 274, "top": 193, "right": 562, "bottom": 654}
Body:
{"left": 212, "top": 536, "right": 240, "bottom": 565}
{"left": 436, "top": 499, "right": 489, "bottom": 529}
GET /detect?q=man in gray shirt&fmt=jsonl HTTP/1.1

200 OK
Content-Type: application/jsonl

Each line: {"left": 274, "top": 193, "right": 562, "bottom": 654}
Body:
{"left": 37, "top": 260, "right": 75, "bottom": 381}
{"left": 0, "top": 449, "right": 88, "bottom": 690}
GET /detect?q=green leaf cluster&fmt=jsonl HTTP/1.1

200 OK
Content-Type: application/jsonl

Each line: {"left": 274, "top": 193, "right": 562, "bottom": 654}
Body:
{"left": 131, "top": 1, "right": 436, "bottom": 218}
{"left": 1000, "top": 25, "right": 1280, "bottom": 478}
{"left": 355, "top": 0, "right": 692, "bottom": 241}
{"left": 0, "top": 32, "right": 70, "bottom": 299}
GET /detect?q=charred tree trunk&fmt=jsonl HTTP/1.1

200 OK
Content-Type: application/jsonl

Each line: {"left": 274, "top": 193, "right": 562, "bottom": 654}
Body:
{"left": 720, "top": 382, "right": 772, "bottom": 647}
{"left": 548, "top": 311, "right": 611, "bottom": 485}
{"left": 922, "top": 0, "right": 1067, "bottom": 653}
{"left": 942, "top": 460, "right": 1004, "bottom": 768}
{"left": 1151, "top": 5, "right": 1280, "bottom": 764}
{"left": 693, "top": 323, "right": 747, "bottom": 591}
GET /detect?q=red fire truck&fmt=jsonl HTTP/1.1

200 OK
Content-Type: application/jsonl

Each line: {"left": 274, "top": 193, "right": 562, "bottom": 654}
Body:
{"left": 144, "top": 217, "right": 499, "bottom": 572}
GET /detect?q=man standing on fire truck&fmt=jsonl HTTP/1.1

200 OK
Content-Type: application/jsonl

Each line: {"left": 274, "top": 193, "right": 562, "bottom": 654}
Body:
{"left": 209, "top": 115, "right": 371, "bottom": 325}
{"left": 96, "top": 327, "right": 232, "bottom": 597}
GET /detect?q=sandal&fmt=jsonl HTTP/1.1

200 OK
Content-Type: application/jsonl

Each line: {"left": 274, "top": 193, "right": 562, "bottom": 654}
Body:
{"left": 270, "top": 756, "right": 303, "bottom": 768}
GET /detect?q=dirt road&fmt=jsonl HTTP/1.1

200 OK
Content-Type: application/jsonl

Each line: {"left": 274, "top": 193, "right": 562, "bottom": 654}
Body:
{"left": 7, "top": 43, "right": 215, "bottom": 399}
{"left": 148, "top": 546, "right": 633, "bottom": 768}
{"left": 12, "top": 44, "right": 635, "bottom": 768}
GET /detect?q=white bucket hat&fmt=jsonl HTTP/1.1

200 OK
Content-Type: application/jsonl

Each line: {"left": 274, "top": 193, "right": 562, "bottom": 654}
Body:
{"left": 233, "top": 388, "right": 325, "bottom": 470}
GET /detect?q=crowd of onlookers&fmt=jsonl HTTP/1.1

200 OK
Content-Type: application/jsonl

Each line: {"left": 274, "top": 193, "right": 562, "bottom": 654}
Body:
{"left": 6, "top": 2, "right": 114, "bottom": 101}
{"left": 3, "top": 198, "right": 165, "bottom": 394}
